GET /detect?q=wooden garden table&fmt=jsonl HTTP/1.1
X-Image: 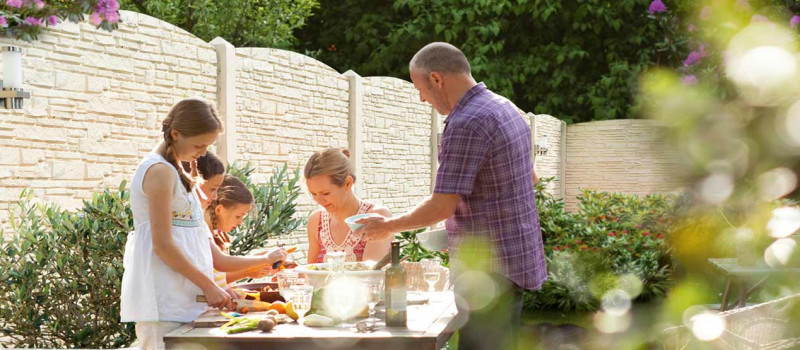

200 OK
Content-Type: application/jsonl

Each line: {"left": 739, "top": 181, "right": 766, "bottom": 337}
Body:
{"left": 709, "top": 258, "right": 800, "bottom": 311}
{"left": 164, "top": 291, "right": 458, "bottom": 350}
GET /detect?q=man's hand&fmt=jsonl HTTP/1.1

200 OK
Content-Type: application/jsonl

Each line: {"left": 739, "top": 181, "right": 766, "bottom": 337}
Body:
{"left": 356, "top": 216, "right": 394, "bottom": 242}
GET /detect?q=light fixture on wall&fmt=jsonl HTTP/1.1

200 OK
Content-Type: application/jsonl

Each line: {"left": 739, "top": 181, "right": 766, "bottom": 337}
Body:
{"left": 535, "top": 135, "right": 549, "bottom": 156}
{"left": 1, "top": 46, "right": 30, "bottom": 109}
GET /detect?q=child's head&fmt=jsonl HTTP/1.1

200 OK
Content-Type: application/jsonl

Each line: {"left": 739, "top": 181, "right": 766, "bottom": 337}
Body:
{"left": 161, "top": 98, "right": 223, "bottom": 191}
{"left": 183, "top": 152, "right": 226, "bottom": 209}
{"left": 210, "top": 175, "right": 253, "bottom": 233}
{"left": 304, "top": 148, "right": 356, "bottom": 212}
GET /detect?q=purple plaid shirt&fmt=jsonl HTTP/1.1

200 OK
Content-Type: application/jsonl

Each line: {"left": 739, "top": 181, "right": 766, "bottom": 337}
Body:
{"left": 434, "top": 83, "right": 547, "bottom": 290}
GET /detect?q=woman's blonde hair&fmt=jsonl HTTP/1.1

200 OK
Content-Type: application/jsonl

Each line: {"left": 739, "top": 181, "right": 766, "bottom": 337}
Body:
{"left": 304, "top": 148, "right": 356, "bottom": 186}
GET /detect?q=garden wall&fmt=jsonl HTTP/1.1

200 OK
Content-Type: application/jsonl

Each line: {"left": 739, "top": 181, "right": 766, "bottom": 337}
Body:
{"left": 0, "top": 11, "right": 681, "bottom": 241}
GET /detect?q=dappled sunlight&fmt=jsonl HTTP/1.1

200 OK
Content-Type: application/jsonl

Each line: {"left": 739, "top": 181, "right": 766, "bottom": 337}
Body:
{"left": 453, "top": 270, "right": 499, "bottom": 313}
{"left": 764, "top": 238, "right": 797, "bottom": 267}
{"left": 698, "top": 171, "right": 735, "bottom": 204}
{"left": 767, "top": 207, "right": 800, "bottom": 238}
{"left": 593, "top": 311, "right": 632, "bottom": 334}
{"left": 322, "top": 275, "right": 368, "bottom": 322}
{"left": 758, "top": 168, "right": 798, "bottom": 201}
{"left": 690, "top": 312, "right": 726, "bottom": 341}
{"left": 601, "top": 289, "right": 632, "bottom": 316}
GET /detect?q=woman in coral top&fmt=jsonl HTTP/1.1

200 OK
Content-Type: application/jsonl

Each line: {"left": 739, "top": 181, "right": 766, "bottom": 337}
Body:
{"left": 304, "top": 148, "right": 392, "bottom": 263}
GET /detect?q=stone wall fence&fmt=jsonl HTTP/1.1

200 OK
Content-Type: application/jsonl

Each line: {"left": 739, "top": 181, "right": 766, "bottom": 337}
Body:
{"left": 0, "top": 11, "right": 682, "bottom": 249}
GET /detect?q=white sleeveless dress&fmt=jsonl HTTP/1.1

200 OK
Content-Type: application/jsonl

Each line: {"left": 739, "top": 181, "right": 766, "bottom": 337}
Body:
{"left": 120, "top": 153, "right": 214, "bottom": 323}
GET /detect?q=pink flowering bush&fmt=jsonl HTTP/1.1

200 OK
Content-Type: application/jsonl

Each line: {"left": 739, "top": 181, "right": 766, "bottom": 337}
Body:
{"left": 1, "top": 0, "right": 119, "bottom": 42}
{"left": 647, "top": 0, "right": 800, "bottom": 88}
{"left": 523, "top": 178, "right": 683, "bottom": 311}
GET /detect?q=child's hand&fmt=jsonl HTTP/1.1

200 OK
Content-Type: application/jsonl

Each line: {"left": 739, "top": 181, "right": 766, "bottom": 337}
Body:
{"left": 265, "top": 247, "right": 288, "bottom": 265}
{"left": 202, "top": 284, "right": 233, "bottom": 310}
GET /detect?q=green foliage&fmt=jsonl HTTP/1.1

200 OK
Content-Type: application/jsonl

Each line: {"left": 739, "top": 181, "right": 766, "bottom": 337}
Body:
{"left": 0, "top": 164, "right": 303, "bottom": 347}
{"left": 120, "top": 0, "right": 318, "bottom": 48}
{"left": 295, "top": 0, "right": 695, "bottom": 123}
{"left": 395, "top": 178, "right": 680, "bottom": 312}
{"left": 394, "top": 228, "right": 449, "bottom": 265}
{"left": 525, "top": 178, "right": 680, "bottom": 311}
{"left": 227, "top": 162, "right": 305, "bottom": 255}
{"left": 0, "top": 185, "right": 134, "bottom": 348}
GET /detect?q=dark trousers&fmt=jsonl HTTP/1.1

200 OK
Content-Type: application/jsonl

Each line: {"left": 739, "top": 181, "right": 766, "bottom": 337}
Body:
{"left": 455, "top": 273, "right": 524, "bottom": 350}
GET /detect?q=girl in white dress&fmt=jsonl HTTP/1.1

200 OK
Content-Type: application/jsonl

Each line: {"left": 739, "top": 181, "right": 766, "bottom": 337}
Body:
{"left": 120, "top": 98, "right": 287, "bottom": 349}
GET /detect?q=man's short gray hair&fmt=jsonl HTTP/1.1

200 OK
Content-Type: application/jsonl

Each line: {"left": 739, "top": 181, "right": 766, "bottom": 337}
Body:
{"left": 409, "top": 42, "right": 471, "bottom": 76}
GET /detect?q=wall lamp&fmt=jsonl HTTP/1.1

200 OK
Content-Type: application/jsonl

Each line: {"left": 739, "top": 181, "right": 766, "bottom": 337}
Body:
{"left": 1, "top": 46, "right": 30, "bottom": 109}
{"left": 535, "top": 135, "right": 549, "bottom": 156}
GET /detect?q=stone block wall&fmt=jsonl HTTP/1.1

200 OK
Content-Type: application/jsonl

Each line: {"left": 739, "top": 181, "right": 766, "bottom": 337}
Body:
{"left": 0, "top": 10, "right": 682, "bottom": 238}
{"left": 233, "top": 48, "right": 349, "bottom": 218}
{"left": 564, "top": 119, "right": 684, "bottom": 211}
{"left": 361, "top": 77, "right": 432, "bottom": 215}
{"left": 0, "top": 11, "right": 217, "bottom": 231}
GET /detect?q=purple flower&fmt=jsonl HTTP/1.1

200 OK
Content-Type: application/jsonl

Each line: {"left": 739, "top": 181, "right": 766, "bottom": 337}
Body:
{"left": 682, "top": 75, "right": 698, "bottom": 85}
{"left": 97, "top": 0, "right": 119, "bottom": 14}
{"left": 701, "top": 6, "right": 711, "bottom": 20}
{"left": 648, "top": 0, "right": 667, "bottom": 14}
{"left": 751, "top": 14, "right": 769, "bottom": 23}
{"left": 31, "top": 0, "right": 43, "bottom": 9}
{"left": 47, "top": 15, "right": 58, "bottom": 26}
{"left": 683, "top": 44, "right": 706, "bottom": 66}
{"left": 688, "top": 24, "right": 695, "bottom": 32}
{"left": 24, "top": 16, "right": 42, "bottom": 26}
{"left": 735, "top": 0, "right": 751, "bottom": 10}
{"left": 6, "top": 0, "right": 22, "bottom": 7}
{"left": 90, "top": 12, "right": 102, "bottom": 25}
{"left": 0, "top": 16, "right": 7, "bottom": 28}
{"left": 105, "top": 11, "right": 119, "bottom": 23}
{"left": 791, "top": 15, "right": 800, "bottom": 29}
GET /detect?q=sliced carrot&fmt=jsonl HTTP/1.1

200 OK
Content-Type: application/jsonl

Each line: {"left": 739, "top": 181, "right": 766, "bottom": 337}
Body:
{"left": 286, "top": 247, "right": 297, "bottom": 254}
{"left": 240, "top": 307, "right": 249, "bottom": 314}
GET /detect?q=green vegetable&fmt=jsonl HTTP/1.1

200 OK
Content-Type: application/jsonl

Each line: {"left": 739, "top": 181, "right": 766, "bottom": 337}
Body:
{"left": 220, "top": 316, "right": 261, "bottom": 334}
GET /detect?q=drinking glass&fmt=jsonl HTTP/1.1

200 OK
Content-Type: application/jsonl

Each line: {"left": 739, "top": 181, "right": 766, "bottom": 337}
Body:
{"left": 365, "top": 277, "right": 384, "bottom": 326}
{"left": 421, "top": 258, "right": 442, "bottom": 293}
{"left": 326, "top": 251, "right": 347, "bottom": 273}
{"left": 277, "top": 269, "right": 298, "bottom": 302}
{"left": 290, "top": 285, "right": 314, "bottom": 325}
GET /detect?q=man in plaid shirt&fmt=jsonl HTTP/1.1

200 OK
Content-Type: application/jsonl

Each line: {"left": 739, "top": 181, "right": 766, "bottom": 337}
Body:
{"left": 359, "top": 42, "right": 546, "bottom": 350}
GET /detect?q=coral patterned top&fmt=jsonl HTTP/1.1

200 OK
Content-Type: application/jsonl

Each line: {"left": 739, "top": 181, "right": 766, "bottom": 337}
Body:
{"left": 316, "top": 201, "right": 374, "bottom": 263}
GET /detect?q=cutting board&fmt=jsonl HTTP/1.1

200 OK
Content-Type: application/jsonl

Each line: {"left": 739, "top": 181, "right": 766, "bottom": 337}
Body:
{"left": 193, "top": 310, "right": 272, "bottom": 327}
{"left": 192, "top": 292, "right": 429, "bottom": 328}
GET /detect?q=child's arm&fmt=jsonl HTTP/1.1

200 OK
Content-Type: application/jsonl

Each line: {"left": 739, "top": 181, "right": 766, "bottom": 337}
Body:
{"left": 144, "top": 163, "right": 233, "bottom": 310}
{"left": 209, "top": 240, "right": 287, "bottom": 272}
{"left": 225, "top": 268, "right": 261, "bottom": 284}
{"left": 306, "top": 211, "right": 321, "bottom": 264}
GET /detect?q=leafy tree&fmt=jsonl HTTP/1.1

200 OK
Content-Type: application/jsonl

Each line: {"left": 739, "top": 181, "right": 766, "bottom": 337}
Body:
{"left": 296, "top": 0, "right": 698, "bottom": 123}
{"left": 120, "top": 0, "right": 318, "bottom": 47}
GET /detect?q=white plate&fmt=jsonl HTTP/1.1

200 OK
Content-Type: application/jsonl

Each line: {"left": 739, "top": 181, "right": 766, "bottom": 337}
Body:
{"left": 295, "top": 263, "right": 384, "bottom": 289}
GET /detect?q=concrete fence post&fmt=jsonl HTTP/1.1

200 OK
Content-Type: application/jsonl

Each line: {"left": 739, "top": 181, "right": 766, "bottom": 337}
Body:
{"left": 343, "top": 70, "right": 364, "bottom": 197}
{"left": 210, "top": 37, "right": 237, "bottom": 165}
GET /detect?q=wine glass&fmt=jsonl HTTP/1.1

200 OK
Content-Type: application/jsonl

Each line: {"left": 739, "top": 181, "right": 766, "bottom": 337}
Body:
{"left": 365, "top": 277, "right": 384, "bottom": 327}
{"left": 277, "top": 270, "right": 298, "bottom": 302}
{"left": 290, "top": 285, "right": 314, "bottom": 325}
{"left": 326, "top": 251, "right": 347, "bottom": 274}
{"left": 421, "top": 258, "right": 442, "bottom": 294}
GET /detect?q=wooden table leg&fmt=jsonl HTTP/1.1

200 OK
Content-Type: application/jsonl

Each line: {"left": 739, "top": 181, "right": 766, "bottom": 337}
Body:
{"left": 737, "top": 280, "right": 747, "bottom": 308}
{"left": 744, "top": 276, "right": 769, "bottom": 300}
{"left": 720, "top": 279, "right": 733, "bottom": 311}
